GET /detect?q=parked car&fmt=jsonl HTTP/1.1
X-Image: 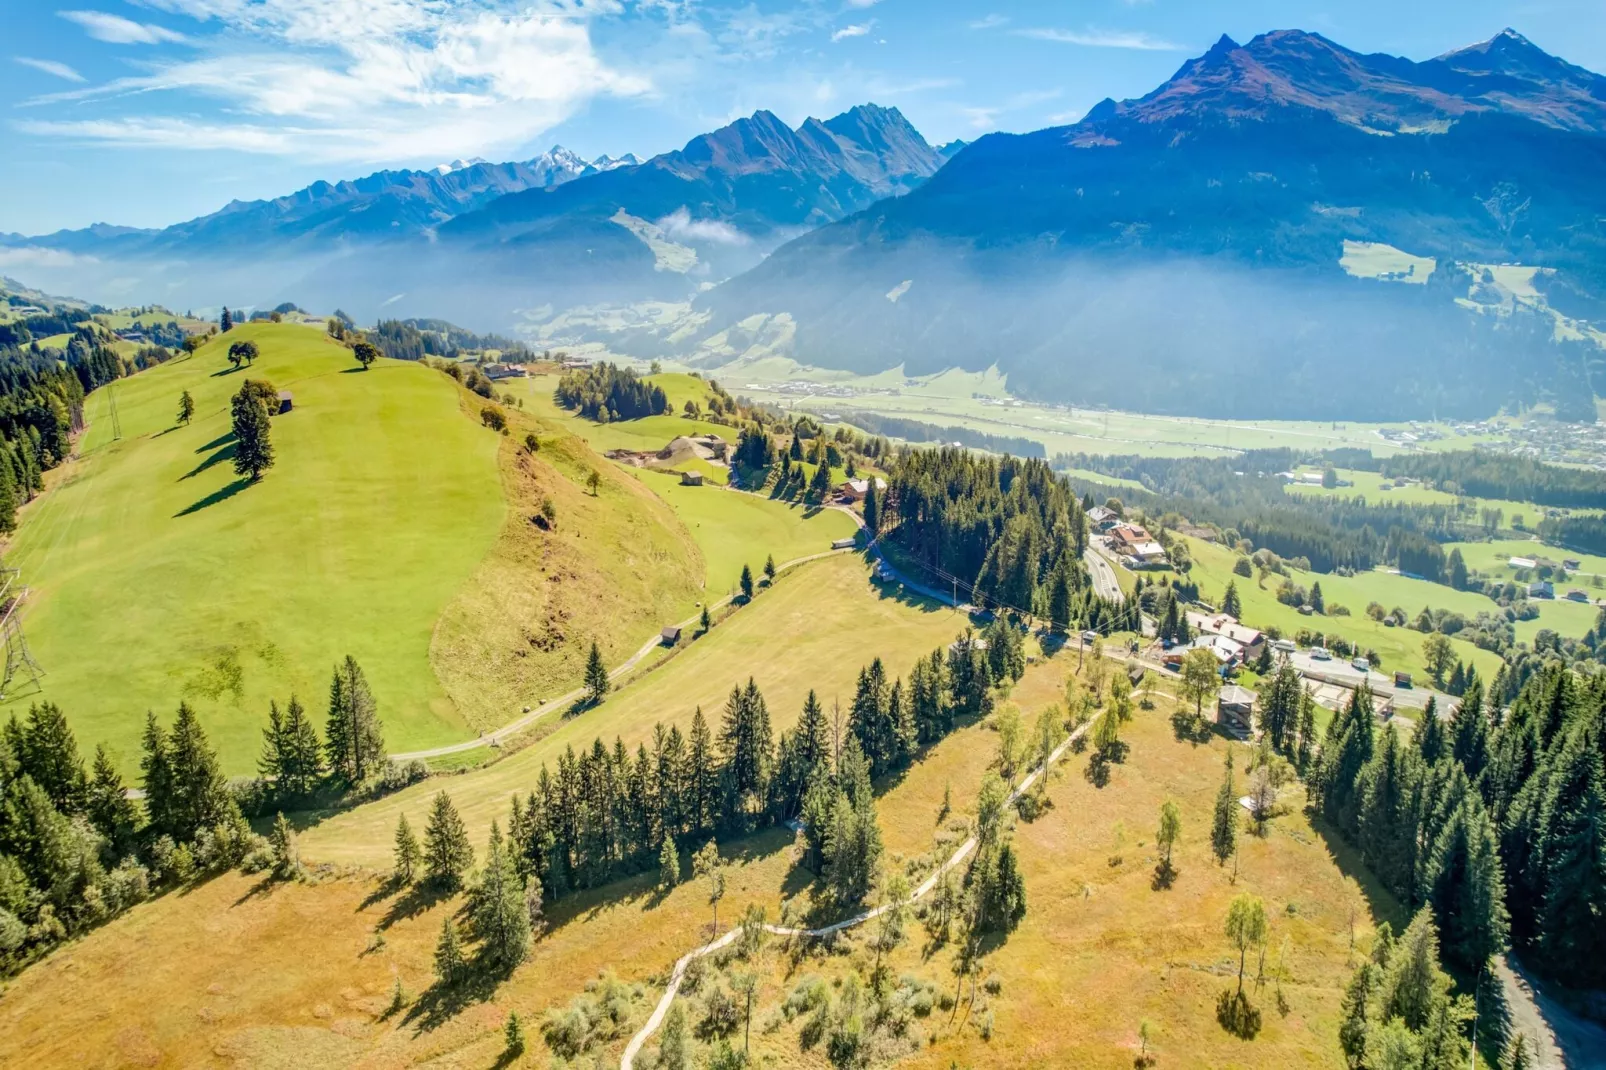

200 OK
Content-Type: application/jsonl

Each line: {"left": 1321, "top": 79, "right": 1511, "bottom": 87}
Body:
{"left": 1351, "top": 657, "right": 1370, "bottom": 672}
{"left": 1311, "top": 647, "right": 1332, "bottom": 661}
{"left": 1273, "top": 638, "right": 1296, "bottom": 654}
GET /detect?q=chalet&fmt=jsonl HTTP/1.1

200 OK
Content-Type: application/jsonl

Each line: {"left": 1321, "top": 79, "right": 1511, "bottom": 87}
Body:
{"left": 1564, "top": 558, "right": 1582, "bottom": 570}
{"left": 1217, "top": 685, "right": 1256, "bottom": 737}
{"left": 680, "top": 471, "right": 704, "bottom": 486}
{"left": 1108, "top": 523, "right": 1151, "bottom": 550}
{"left": 1191, "top": 633, "right": 1245, "bottom": 667}
{"left": 1529, "top": 580, "right": 1555, "bottom": 599}
{"left": 1567, "top": 588, "right": 1590, "bottom": 602}
{"left": 1127, "top": 540, "right": 1169, "bottom": 566}
{"left": 1087, "top": 506, "right": 1119, "bottom": 531}
{"left": 482, "top": 362, "right": 527, "bottom": 380}
{"left": 1186, "top": 612, "right": 1266, "bottom": 663}
{"left": 838, "top": 477, "right": 887, "bottom": 503}
{"left": 661, "top": 625, "right": 682, "bottom": 646}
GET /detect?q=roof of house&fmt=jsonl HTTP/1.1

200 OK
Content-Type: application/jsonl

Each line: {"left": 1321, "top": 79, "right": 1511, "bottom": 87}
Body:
{"left": 1088, "top": 506, "right": 1116, "bottom": 522}
{"left": 1218, "top": 684, "right": 1256, "bottom": 707}
{"left": 1129, "top": 540, "right": 1167, "bottom": 557}
{"left": 1193, "top": 634, "right": 1244, "bottom": 662}
{"left": 843, "top": 477, "right": 887, "bottom": 494}
{"left": 1187, "top": 611, "right": 1264, "bottom": 647}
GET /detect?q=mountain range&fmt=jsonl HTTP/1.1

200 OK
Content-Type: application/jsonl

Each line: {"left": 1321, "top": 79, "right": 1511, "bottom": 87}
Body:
{"left": 6, "top": 29, "right": 1606, "bottom": 421}
{"left": 696, "top": 29, "right": 1606, "bottom": 420}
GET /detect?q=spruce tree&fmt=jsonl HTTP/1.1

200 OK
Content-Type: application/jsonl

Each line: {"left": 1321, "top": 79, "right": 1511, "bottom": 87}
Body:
{"left": 230, "top": 382, "right": 274, "bottom": 480}
{"left": 473, "top": 821, "right": 531, "bottom": 968}
{"left": 270, "top": 812, "right": 301, "bottom": 879}
{"left": 504, "top": 1011, "right": 526, "bottom": 1058}
{"left": 1535, "top": 742, "right": 1606, "bottom": 986}
{"left": 659, "top": 836, "right": 680, "bottom": 889}
{"left": 699, "top": 604, "right": 712, "bottom": 634}
{"left": 739, "top": 563, "right": 755, "bottom": 601}
{"left": 220, "top": 306, "right": 233, "bottom": 332}
{"left": 166, "top": 703, "right": 231, "bottom": 840}
{"left": 424, "top": 791, "right": 473, "bottom": 890}
{"left": 1211, "top": 749, "right": 1239, "bottom": 867}
{"left": 584, "top": 641, "right": 610, "bottom": 704}
{"left": 324, "top": 656, "right": 385, "bottom": 783}
{"left": 1222, "top": 580, "right": 1242, "bottom": 620}
{"left": 394, "top": 813, "right": 421, "bottom": 883}
{"left": 434, "top": 915, "right": 465, "bottom": 985}
{"left": 280, "top": 696, "right": 323, "bottom": 796}
{"left": 18, "top": 702, "right": 88, "bottom": 814}
{"left": 1415, "top": 697, "right": 1447, "bottom": 766}
{"left": 1423, "top": 795, "right": 1508, "bottom": 973}
{"left": 86, "top": 744, "right": 139, "bottom": 851}
{"left": 1449, "top": 682, "right": 1490, "bottom": 780}
{"left": 178, "top": 390, "right": 195, "bottom": 425}
{"left": 862, "top": 478, "right": 880, "bottom": 534}
{"left": 139, "top": 711, "right": 175, "bottom": 838}
{"left": 763, "top": 554, "right": 775, "bottom": 582}
{"left": 685, "top": 708, "right": 718, "bottom": 835}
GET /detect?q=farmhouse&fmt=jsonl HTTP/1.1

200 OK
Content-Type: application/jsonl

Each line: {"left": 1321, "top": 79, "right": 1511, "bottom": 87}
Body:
{"left": 1216, "top": 684, "right": 1256, "bottom": 737}
{"left": 482, "top": 362, "right": 527, "bottom": 380}
{"left": 1529, "top": 580, "right": 1555, "bottom": 599}
{"left": 1568, "top": 588, "right": 1591, "bottom": 602}
{"left": 1186, "top": 611, "right": 1266, "bottom": 662}
{"left": 1108, "top": 523, "right": 1151, "bottom": 550}
{"left": 1190, "top": 633, "right": 1245, "bottom": 667}
{"left": 680, "top": 471, "right": 704, "bottom": 486}
{"left": 838, "top": 477, "right": 887, "bottom": 503}
{"left": 1087, "top": 506, "right": 1119, "bottom": 531}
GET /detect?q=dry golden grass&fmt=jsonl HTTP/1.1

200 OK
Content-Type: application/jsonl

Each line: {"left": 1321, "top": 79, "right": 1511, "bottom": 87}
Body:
{"left": 429, "top": 388, "right": 706, "bottom": 733}
{"left": 0, "top": 651, "right": 1371, "bottom": 1070}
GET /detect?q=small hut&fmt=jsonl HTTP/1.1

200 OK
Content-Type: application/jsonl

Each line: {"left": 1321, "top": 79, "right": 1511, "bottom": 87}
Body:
{"left": 276, "top": 390, "right": 293, "bottom": 414}
{"left": 661, "top": 624, "right": 682, "bottom": 646}
{"left": 680, "top": 471, "right": 704, "bottom": 486}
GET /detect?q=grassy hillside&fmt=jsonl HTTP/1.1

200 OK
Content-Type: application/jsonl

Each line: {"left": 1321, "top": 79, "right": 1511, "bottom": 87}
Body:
{"left": 300, "top": 552, "right": 965, "bottom": 867}
{"left": 3, "top": 323, "right": 506, "bottom": 774}
{"left": 0, "top": 649, "right": 1373, "bottom": 1070}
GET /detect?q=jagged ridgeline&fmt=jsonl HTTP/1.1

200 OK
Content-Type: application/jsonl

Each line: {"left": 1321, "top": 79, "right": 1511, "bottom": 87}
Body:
{"left": 552, "top": 362, "right": 669, "bottom": 421}
{"left": 886, "top": 447, "right": 1109, "bottom": 622}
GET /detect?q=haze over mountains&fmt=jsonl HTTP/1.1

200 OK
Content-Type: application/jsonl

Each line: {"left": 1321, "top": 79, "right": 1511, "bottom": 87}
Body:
{"left": 7, "top": 29, "right": 1606, "bottom": 421}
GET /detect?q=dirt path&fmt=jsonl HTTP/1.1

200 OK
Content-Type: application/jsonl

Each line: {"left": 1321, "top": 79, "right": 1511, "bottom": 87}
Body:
{"left": 618, "top": 708, "right": 1102, "bottom": 1069}
{"left": 388, "top": 545, "right": 851, "bottom": 762}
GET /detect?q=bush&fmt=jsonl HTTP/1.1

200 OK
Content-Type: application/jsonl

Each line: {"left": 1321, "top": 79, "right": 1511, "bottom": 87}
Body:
{"left": 480, "top": 405, "right": 507, "bottom": 432}
{"left": 700, "top": 983, "right": 740, "bottom": 1037}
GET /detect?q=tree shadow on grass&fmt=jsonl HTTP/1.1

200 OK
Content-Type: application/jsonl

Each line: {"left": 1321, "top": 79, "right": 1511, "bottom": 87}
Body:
{"left": 1170, "top": 709, "right": 1215, "bottom": 745}
{"left": 175, "top": 477, "right": 252, "bottom": 517}
{"left": 180, "top": 442, "right": 235, "bottom": 481}
{"left": 375, "top": 879, "right": 452, "bottom": 932}
{"left": 1151, "top": 860, "right": 1177, "bottom": 891}
{"left": 403, "top": 956, "right": 514, "bottom": 1034}
{"left": 232, "top": 872, "right": 282, "bottom": 907}
{"left": 195, "top": 431, "right": 234, "bottom": 453}
{"left": 1306, "top": 811, "right": 1409, "bottom": 934}
{"left": 210, "top": 364, "right": 245, "bottom": 378}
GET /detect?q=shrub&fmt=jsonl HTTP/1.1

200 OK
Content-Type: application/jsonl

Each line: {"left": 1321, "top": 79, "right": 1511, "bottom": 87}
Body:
{"left": 480, "top": 405, "right": 507, "bottom": 431}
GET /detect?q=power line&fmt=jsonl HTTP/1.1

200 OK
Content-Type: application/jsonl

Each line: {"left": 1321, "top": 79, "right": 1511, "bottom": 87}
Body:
{"left": 105, "top": 380, "right": 122, "bottom": 441}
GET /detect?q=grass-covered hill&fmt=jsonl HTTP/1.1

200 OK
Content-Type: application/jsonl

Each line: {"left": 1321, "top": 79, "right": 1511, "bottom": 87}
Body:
{"left": 2, "top": 322, "right": 507, "bottom": 771}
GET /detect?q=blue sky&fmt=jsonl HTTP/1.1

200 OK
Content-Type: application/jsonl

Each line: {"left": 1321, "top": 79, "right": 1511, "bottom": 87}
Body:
{"left": 3, "top": 0, "right": 1604, "bottom": 234}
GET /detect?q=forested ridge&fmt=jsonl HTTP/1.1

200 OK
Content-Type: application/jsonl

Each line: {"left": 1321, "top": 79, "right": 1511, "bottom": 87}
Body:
{"left": 885, "top": 448, "right": 1138, "bottom": 632}
{"left": 553, "top": 362, "right": 669, "bottom": 422}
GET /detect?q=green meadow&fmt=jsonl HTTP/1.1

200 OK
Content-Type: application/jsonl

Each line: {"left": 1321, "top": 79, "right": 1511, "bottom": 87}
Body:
{"left": 4, "top": 323, "right": 505, "bottom": 774}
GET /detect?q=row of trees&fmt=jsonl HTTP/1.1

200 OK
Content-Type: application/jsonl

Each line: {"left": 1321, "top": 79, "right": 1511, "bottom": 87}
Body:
{"left": 488, "top": 637, "right": 1013, "bottom": 905}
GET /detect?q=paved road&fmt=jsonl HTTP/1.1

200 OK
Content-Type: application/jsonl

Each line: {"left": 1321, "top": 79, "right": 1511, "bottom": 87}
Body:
{"left": 1084, "top": 545, "right": 1125, "bottom": 603}
{"left": 619, "top": 707, "right": 1105, "bottom": 1069}
{"left": 1282, "top": 651, "right": 1453, "bottom": 715}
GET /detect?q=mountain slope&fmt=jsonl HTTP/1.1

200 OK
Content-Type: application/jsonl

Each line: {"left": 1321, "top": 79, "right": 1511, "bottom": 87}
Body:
{"left": 696, "top": 29, "right": 1606, "bottom": 421}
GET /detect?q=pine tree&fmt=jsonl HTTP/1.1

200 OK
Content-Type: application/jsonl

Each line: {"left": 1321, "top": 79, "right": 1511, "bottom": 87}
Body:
{"left": 1415, "top": 697, "right": 1447, "bottom": 766}
{"left": 166, "top": 703, "right": 232, "bottom": 840}
{"left": 86, "top": 744, "right": 138, "bottom": 851}
{"left": 230, "top": 381, "right": 274, "bottom": 480}
{"left": 394, "top": 813, "right": 421, "bottom": 883}
{"left": 504, "top": 1011, "right": 526, "bottom": 1058}
{"left": 659, "top": 836, "right": 680, "bottom": 889}
{"left": 763, "top": 554, "right": 775, "bottom": 582}
{"left": 1296, "top": 689, "right": 1316, "bottom": 773}
{"left": 473, "top": 821, "right": 531, "bottom": 969}
{"left": 1211, "top": 749, "right": 1239, "bottom": 867}
{"left": 18, "top": 702, "right": 88, "bottom": 814}
{"left": 178, "top": 390, "right": 194, "bottom": 425}
{"left": 699, "top": 604, "right": 712, "bottom": 633}
{"left": 139, "top": 711, "right": 175, "bottom": 838}
{"left": 1423, "top": 795, "right": 1509, "bottom": 973}
{"left": 434, "top": 915, "right": 465, "bottom": 985}
{"left": 324, "top": 656, "right": 385, "bottom": 783}
{"left": 1534, "top": 741, "right": 1606, "bottom": 986}
{"left": 584, "top": 641, "right": 609, "bottom": 704}
{"left": 269, "top": 811, "right": 301, "bottom": 879}
{"left": 739, "top": 563, "right": 755, "bottom": 601}
{"left": 1449, "top": 682, "right": 1490, "bottom": 779}
{"left": 1223, "top": 580, "right": 1242, "bottom": 619}
{"left": 280, "top": 696, "right": 323, "bottom": 796}
{"left": 862, "top": 477, "right": 880, "bottom": 534}
{"left": 685, "top": 707, "right": 718, "bottom": 835}
{"left": 424, "top": 791, "right": 473, "bottom": 890}
{"left": 220, "top": 306, "right": 233, "bottom": 332}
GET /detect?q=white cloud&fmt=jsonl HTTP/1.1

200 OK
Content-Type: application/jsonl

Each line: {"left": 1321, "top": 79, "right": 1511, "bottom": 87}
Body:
{"left": 25, "top": 1, "right": 652, "bottom": 165}
{"left": 845, "top": 0, "right": 881, "bottom": 7}
{"left": 60, "top": 10, "right": 189, "bottom": 45}
{"left": 656, "top": 207, "right": 749, "bottom": 246}
{"left": 15, "top": 58, "right": 86, "bottom": 82}
{"left": 831, "top": 24, "right": 871, "bottom": 42}
{"left": 1016, "top": 27, "right": 1184, "bottom": 51}
{"left": 0, "top": 246, "right": 97, "bottom": 269}
{"left": 968, "top": 14, "right": 1009, "bottom": 30}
